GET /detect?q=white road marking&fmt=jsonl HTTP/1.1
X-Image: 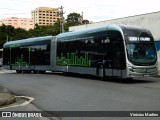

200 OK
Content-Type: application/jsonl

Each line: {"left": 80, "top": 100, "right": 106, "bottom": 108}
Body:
{"left": 0, "top": 96, "right": 35, "bottom": 110}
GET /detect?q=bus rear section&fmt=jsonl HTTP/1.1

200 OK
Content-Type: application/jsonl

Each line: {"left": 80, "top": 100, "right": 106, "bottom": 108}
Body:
{"left": 3, "top": 36, "right": 55, "bottom": 73}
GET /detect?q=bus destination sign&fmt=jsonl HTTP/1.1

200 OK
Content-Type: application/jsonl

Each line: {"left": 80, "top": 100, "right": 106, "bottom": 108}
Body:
{"left": 128, "top": 37, "right": 150, "bottom": 42}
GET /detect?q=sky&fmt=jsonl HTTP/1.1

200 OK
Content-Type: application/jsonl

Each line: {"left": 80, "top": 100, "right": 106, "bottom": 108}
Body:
{"left": 0, "top": 0, "right": 160, "bottom": 22}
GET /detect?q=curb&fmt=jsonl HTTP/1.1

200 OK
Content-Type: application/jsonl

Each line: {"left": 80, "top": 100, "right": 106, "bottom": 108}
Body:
{"left": 0, "top": 92, "right": 16, "bottom": 107}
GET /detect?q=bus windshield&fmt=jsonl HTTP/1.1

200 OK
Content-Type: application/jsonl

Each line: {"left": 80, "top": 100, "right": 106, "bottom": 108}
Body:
{"left": 126, "top": 42, "right": 157, "bottom": 65}
{"left": 122, "top": 26, "right": 157, "bottom": 66}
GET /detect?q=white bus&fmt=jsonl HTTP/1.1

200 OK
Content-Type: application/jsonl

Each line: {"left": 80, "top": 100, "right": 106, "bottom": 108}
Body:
{"left": 3, "top": 24, "right": 158, "bottom": 78}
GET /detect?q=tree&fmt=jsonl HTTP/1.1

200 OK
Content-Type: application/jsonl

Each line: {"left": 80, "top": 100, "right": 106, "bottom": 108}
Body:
{"left": 66, "top": 13, "right": 82, "bottom": 27}
{"left": 53, "top": 20, "right": 61, "bottom": 35}
{"left": 0, "top": 24, "right": 17, "bottom": 48}
{"left": 53, "top": 19, "right": 69, "bottom": 34}
{"left": 28, "top": 24, "right": 56, "bottom": 37}
{"left": 0, "top": 24, "right": 15, "bottom": 41}
{"left": 14, "top": 28, "right": 28, "bottom": 40}
{"left": 82, "top": 19, "right": 89, "bottom": 24}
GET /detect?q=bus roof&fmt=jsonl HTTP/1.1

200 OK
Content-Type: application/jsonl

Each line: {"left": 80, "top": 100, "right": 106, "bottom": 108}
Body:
{"left": 57, "top": 24, "right": 112, "bottom": 39}
{"left": 57, "top": 24, "right": 148, "bottom": 39}
{"left": 3, "top": 24, "right": 151, "bottom": 47}
{"left": 3, "top": 36, "right": 53, "bottom": 48}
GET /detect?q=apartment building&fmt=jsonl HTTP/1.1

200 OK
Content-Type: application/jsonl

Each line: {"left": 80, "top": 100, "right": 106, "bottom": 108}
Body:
{"left": 18, "top": 18, "right": 34, "bottom": 30}
{"left": 31, "top": 7, "right": 61, "bottom": 26}
{"left": 0, "top": 17, "right": 34, "bottom": 30}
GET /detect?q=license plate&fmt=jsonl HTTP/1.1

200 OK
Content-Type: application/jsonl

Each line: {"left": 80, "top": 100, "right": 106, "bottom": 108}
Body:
{"left": 144, "top": 74, "right": 149, "bottom": 77}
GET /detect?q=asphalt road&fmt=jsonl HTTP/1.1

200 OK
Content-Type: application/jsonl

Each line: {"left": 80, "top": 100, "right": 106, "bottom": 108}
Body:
{"left": 0, "top": 69, "right": 160, "bottom": 120}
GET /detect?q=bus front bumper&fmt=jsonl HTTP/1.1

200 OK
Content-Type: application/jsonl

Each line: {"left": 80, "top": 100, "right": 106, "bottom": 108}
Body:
{"left": 128, "top": 67, "right": 158, "bottom": 78}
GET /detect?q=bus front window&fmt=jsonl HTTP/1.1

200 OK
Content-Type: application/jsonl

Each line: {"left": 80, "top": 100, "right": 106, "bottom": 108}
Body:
{"left": 126, "top": 43, "right": 157, "bottom": 65}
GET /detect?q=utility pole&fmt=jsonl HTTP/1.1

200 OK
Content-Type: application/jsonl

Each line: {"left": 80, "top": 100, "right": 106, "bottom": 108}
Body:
{"left": 59, "top": 6, "right": 64, "bottom": 33}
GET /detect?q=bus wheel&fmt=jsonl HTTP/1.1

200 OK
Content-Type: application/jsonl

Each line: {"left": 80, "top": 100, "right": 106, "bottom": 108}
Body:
{"left": 39, "top": 71, "right": 46, "bottom": 74}
{"left": 33, "top": 70, "right": 37, "bottom": 73}
{"left": 16, "top": 70, "right": 22, "bottom": 73}
{"left": 26, "top": 70, "right": 31, "bottom": 73}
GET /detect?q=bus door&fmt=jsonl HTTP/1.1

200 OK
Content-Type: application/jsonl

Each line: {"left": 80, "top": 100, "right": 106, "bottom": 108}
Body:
{"left": 108, "top": 31, "right": 126, "bottom": 77}
{"left": 111, "top": 41, "right": 125, "bottom": 77}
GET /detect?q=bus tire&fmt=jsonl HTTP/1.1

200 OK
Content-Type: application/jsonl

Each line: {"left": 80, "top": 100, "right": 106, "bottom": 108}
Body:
{"left": 39, "top": 71, "right": 46, "bottom": 74}
{"left": 16, "top": 70, "right": 22, "bottom": 73}
{"left": 33, "top": 70, "right": 37, "bottom": 73}
{"left": 26, "top": 70, "right": 31, "bottom": 73}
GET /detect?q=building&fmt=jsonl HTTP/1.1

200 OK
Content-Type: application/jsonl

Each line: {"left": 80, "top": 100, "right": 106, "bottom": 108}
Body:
{"left": 0, "top": 17, "right": 34, "bottom": 30}
{"left": 31, "top": 7, "right": 61, "bottom": 26}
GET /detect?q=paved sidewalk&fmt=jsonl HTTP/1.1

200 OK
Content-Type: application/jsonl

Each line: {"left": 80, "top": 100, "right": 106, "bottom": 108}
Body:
{"left": 0, "top": 86, "right": 16, "bottom": 107}
{"left": 0, "top": 68, "right": 15, "bottom": 73}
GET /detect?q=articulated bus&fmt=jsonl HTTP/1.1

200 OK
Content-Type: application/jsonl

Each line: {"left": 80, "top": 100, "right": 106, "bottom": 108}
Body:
{"left": 3, "top": 24, "right": 157, "bottom": 78}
